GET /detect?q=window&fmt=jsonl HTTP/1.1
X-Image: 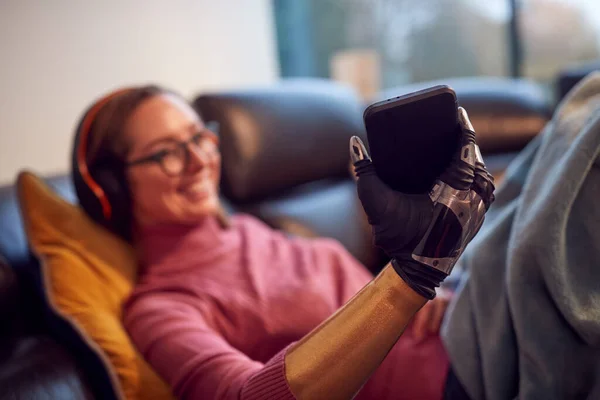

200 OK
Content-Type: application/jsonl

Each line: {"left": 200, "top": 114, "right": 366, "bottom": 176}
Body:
{"left": 518, "top": 0, "right": 600, "bottom": 83}
{"left": 273, "top": 0, "right": 600, "bottom": 97}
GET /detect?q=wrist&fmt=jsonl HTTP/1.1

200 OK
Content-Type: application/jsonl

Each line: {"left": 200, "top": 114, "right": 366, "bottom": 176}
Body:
{"left": 390, "top": 256, "right": 447, "bottom": 300}
{"left": 379, "top": 263, "right": 428, "bottom": 312}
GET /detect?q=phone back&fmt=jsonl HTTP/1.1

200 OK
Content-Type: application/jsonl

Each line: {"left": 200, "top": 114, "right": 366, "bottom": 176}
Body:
{"left": 363, "top": 86, "right": 460, "bottom": 194}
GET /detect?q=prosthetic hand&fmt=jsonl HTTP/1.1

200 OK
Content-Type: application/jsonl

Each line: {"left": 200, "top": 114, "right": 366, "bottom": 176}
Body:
{"left": 351, "top": 106, "right": 495, "bottom": 299}
{"left": 283, "top": 107, "right": 494, "bottom": 400}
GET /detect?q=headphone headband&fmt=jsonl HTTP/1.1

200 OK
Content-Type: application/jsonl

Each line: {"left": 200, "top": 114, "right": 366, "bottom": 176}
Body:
{"left": 76, "top": 88, "right": 134, "bottom": 220}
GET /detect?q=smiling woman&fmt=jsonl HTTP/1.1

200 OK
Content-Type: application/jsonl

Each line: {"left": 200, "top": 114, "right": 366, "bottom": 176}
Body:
{"left": 73, "top": 86, "right": 229, "bottom": 240}
{"left": 70, "top": 84, "right": 494, "bottom": 400}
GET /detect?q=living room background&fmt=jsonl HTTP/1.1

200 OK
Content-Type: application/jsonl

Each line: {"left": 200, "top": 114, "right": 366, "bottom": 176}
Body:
{"left": 1, "top": 0, "right": 599, "bottom": 185}
{"left": 0, "top": 0, "right": 278, "bottom": 185}
{"left": 274, "top": 0, "right": 600, "bottom": 99}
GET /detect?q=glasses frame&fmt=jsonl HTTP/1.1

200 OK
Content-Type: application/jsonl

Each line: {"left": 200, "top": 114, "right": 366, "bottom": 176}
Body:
{"left": 126, "top": 121, "right": 220, "bottom": 177}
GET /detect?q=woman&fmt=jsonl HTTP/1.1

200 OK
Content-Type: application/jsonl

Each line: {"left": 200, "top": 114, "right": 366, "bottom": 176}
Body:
{"left": 72, "top": 85, "right": 494, "bottom": 400}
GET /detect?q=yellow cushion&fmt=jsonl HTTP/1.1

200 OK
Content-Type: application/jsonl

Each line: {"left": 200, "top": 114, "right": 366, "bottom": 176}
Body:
{"left": 17, "top": 171, "right": 175, "bottom": 400}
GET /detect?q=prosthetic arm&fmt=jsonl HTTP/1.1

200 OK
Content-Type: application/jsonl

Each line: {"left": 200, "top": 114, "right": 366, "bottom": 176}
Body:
{"left": 283, "top": 107, "right": 495, "bottom": 400}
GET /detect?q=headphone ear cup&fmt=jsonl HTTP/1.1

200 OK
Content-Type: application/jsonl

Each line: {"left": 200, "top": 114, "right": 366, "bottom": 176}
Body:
{"left": 93, "top": 159, "right": 132, "bottom": 239}
{"left": 70, "top": 86, "right": 137, "bottom": 238}
{"left": 72, "top": 115, "right": 106, "bottom": 224}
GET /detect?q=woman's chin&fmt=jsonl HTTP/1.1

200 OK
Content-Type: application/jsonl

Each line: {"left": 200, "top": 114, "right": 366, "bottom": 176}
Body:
{"left": 180, "top": 198, "right": 221, "bottom": 221}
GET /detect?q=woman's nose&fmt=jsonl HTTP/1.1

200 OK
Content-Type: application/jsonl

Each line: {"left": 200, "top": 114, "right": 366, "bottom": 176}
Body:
{"left": 185, "top": 146, "right": 210, "bottom": 173}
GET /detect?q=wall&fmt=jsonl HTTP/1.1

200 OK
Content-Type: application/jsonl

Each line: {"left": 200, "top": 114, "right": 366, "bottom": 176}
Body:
{"left": 0, "top": 0, "right": 279, "bottom": 184}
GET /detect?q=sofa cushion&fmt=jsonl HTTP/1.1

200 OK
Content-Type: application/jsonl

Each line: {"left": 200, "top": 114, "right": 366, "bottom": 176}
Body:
{"left": 17, "top": 171, "right": 174, "bottom": 400}
{"left": 193, "top": 79, "right": 367, "bottom": 203}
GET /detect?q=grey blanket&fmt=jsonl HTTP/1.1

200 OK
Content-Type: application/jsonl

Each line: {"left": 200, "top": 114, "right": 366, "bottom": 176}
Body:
{"left": 442, "top": 72, "right": 600, "bottom": 400}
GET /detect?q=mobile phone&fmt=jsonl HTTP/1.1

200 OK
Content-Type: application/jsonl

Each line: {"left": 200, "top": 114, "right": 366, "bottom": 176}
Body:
{"left": 363, "top": 85, "right": 460, "bottom": 194}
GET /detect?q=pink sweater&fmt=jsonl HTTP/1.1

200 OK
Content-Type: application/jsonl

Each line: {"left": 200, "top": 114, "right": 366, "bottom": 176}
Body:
{"left": 123, "top": 214, "right": 448, "bottom": 400}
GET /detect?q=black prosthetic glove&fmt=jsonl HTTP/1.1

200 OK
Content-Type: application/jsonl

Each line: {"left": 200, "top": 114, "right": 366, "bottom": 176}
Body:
{"left": 351, "top": 107, "right": 495, "bottom": 299}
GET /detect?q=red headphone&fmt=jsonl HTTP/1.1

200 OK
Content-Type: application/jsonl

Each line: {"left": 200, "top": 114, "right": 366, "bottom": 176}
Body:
{"left": 74, "top": 88, "right": 134, "bottom": 221}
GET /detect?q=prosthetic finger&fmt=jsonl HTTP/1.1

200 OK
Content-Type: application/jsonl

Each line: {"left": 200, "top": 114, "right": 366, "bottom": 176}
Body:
{"left": 350, "top": 135, "right": 371, "bottom": 165}
{"left": 350, "top": 136, "right": 399, "bottom": 226}
{"left": 438, "top": 107, "right": 477, "bottom": 190}
{"left": 472, "top": 144, "right": 496, "bottom": 210}
{"left": 410, "top": 107, "right": 490, "bottom": 276}
{"left": 458, "top": 107, "right": 496, "bottom": 209}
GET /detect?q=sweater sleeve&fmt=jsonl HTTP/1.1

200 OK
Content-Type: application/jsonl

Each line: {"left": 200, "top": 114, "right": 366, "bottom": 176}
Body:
{"left": 123, "top": 293, "right": 296, "bottom": 400}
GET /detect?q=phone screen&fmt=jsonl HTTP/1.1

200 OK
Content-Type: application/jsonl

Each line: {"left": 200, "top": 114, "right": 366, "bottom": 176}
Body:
{"left": 363, "top": 87, "right": 460, "bottom": 194}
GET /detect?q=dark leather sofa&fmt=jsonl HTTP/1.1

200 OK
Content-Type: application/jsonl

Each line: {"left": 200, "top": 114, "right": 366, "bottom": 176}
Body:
{"left": 0, "top": 77, "right": 556, "bottom": 399}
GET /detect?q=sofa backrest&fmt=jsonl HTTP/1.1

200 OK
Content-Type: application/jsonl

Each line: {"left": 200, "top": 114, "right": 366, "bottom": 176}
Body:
{"left": 0, "top": 175, "right": 76, "bottom": 270}
{"left": 192, "top": 77, "right": 554, "bottom": 271}
{"left": 0, "top": 76, "right": 555, "bottom": 293}
{"left": 193, "top": 79, "right": 384, "bottom": 270}
{"left": 193, "top": 79, "right": 368, "bottom": 203}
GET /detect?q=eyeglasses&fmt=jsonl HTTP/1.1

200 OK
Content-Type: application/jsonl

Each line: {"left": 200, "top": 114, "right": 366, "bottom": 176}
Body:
{"left": 126, "top": 121, "right": 220, "bottom": 177}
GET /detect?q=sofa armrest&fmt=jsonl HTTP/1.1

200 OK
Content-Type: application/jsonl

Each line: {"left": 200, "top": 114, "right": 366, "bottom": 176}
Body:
{"left": 0, "top": 336, "right": 93, "bottom": 400}
{"left": 0, "top": 256, "right": 94, "bottom": 399}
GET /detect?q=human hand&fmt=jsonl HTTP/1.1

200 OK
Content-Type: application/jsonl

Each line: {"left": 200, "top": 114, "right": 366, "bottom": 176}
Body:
{"left": 350, "top": 107, "right": 495, "bottom": 299}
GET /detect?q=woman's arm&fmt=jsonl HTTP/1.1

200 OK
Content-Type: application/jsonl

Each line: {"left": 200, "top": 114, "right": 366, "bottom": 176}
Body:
{"left": 124, "top": 261, "right": 426, "bottom": 400}
{"left": 124, "top": 292, "right": 295, "bottom": 400}
{"left": 285, "top": 262, "right": 426, "bottom": 399}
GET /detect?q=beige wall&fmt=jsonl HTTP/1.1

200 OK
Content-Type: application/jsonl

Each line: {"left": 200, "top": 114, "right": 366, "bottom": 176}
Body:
{"left": 0, "top": 0, "right": 279, "bottom": 185}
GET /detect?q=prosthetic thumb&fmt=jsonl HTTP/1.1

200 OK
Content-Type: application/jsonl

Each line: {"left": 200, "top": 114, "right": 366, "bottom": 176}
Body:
{"left": 349, "top": 136, "right": 390, "bottom": 225}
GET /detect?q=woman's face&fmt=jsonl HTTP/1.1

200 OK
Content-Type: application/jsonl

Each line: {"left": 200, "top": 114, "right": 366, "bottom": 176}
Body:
{"left": 124, "top": 93, "right": 221, "bottom": 227}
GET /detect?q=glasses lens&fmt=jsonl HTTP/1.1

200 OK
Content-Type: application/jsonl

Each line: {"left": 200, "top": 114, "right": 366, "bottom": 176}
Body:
{"left": 161, "top": 147, "right": 185, "bottom": 175}
{"left": 191, "top": 135, "right": 217, "bottom": 154}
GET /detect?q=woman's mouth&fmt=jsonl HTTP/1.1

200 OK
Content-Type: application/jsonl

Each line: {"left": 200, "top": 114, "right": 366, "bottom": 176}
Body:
{"left": 180, "top": 180, "right": 213, "bottom": 200}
